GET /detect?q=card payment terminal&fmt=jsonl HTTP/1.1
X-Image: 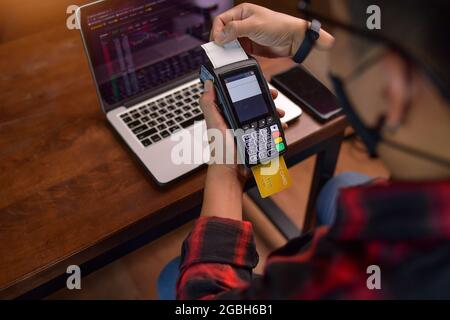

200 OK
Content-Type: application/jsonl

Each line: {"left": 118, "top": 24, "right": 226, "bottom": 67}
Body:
{"left": 200, "top": 57, "right": 287, "bottom": 167}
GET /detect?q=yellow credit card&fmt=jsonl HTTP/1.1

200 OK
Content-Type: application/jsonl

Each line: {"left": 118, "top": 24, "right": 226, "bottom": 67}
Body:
{"left": 251, "top": 155, "right": 292, "bottom": 198}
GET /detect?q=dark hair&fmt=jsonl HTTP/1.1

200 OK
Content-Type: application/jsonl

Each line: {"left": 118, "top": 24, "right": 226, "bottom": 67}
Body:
{"left": 347, "top": 0, "right": 450, "bottom": 98}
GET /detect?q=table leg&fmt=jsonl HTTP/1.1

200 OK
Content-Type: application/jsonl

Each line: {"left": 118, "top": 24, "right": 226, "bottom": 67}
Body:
{"left": 246, "top": 187, "right": 301, "bottom": 240}
{"left": 246, "top": 131, "right": 344, "bottom": 240}
{"left": 303, "top": 133, "right": 343, "bottom": 232}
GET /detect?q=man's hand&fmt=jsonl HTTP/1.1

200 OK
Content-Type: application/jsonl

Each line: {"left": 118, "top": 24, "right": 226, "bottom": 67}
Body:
{"left": 211, "top": 3, "right": 334, "bottom": 58}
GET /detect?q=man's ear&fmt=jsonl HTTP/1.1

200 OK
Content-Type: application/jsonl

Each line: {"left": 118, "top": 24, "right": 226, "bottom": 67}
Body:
{"left": 382, "top": 52, "right": 414, "bottom": 132}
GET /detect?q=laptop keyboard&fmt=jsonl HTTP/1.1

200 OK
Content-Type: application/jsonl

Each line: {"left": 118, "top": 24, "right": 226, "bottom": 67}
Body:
{"left": 119, "top": 82, "right": 204, "bottom": 147}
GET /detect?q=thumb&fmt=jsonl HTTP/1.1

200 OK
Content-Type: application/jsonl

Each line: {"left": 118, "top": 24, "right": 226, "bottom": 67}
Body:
{"left": 199, "top": 80, "right": 217, "bottom": 116}
{"left": 199, "top": 80, "right": 227, "bottom": 130}
{"left": 200, "top": 80, "right": 216, "bottom": 106}
{"left": 216, "top": 19, "right": 252, "bottom": 45}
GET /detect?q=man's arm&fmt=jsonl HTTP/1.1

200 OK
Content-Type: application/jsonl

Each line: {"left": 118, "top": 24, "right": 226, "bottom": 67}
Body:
{"left": 177, "top": 216, "right": 258, "bottom": 300}
{"left": 201, "top": 164, "right": 245, "bottom": 221}
{"left": 176, "top": 216, "right": 332, "bottom": 300}
{"left": 175, "top": 3, "right": 336, "bottom": 300}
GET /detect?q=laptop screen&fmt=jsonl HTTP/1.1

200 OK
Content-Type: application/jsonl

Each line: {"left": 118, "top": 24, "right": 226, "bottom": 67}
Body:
{"left": 79, "top": 0, "right": 232, "bottom": 110}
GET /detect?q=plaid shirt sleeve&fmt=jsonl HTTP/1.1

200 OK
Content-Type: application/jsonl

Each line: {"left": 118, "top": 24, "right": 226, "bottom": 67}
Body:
{"left": 176, "top": 215, "right": 335, "bottom": 300}
{"left": 176, "top": 180, "right": 450, "bottom": 300}
{"left": 176, "top": 216, "right": 259, "bottom": 300}
{"left": 177, "top": 214, "right": 377, "bottom": 300}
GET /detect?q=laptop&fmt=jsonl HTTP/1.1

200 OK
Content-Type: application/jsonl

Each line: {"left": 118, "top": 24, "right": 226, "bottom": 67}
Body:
{"left": 77, "top": 0, "right": 302, "bottom": 185}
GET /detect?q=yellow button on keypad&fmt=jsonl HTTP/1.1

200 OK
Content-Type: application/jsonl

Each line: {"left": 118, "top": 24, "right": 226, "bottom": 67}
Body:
{"left": 274, "top": 137, "right": 283, "bottom": 144}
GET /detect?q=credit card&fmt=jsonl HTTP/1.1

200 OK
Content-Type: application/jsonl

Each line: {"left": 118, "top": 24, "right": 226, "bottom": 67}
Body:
{"left": 251, "top": 155, "right": 292, "bottom": 198}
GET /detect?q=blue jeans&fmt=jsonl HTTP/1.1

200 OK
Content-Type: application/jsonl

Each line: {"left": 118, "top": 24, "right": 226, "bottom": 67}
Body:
{"left": 156, "top": 172, "right": 371, "bottom": 300}
{"left": 157, "top": 256, "right": 181, "bottom": 300}
{"left": 315, "top": 172, "right": 372, "bottom": 226}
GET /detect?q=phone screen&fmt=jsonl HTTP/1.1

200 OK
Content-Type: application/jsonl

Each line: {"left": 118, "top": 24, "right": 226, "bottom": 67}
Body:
{"left": 272, "top": 67, "right": 341, "bottom": 119}
{"left": 224, "top": 70, "right": 269, "bottom": 123}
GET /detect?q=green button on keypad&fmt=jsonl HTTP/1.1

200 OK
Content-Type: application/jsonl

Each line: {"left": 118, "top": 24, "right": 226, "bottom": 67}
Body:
{"left": 275, "top": 142, "right": 285, "bottom": 152}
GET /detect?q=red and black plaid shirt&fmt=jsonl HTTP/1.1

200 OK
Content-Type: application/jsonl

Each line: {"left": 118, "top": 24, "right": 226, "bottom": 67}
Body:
{"left": 177, "top": 180, "right": 450, "bottom": 299}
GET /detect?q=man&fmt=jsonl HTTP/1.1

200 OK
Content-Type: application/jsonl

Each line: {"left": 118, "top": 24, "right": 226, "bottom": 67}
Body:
{"left": 173, "top": 1, "right": 450, "bottom": 299}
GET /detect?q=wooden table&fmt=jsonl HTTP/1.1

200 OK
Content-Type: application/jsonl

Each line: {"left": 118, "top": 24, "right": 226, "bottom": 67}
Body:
{"left": 0, "top": 26, "right": 346, "bottom": 299}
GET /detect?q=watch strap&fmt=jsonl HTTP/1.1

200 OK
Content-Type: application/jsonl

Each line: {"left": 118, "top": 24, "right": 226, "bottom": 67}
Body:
{"left": 293, "top": 19, "right": 321, "bottom": 63}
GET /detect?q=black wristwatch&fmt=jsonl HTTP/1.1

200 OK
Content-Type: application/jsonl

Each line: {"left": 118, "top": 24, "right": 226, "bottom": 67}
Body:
{"left": 293, "top": 19, "right": 321, "bottom": 63}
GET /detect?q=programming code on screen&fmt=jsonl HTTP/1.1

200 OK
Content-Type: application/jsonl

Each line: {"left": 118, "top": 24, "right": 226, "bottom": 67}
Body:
{"left": 82, "top": 0, "right": 230, "bottom": 106}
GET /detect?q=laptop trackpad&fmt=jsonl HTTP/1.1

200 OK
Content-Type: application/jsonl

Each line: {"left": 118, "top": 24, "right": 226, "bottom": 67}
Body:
{"left": 143, "top": 121, "right": 209, "bottom": 185}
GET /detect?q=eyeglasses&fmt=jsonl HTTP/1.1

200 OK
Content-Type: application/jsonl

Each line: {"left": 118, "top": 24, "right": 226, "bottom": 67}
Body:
{"left": 297, "top": 1, "right": 450, "bottom": 103}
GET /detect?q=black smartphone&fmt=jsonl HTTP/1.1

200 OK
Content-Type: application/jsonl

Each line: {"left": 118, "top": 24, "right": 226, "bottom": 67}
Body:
{"left": 271, "top": 66, "right": 342, "bottom": 122}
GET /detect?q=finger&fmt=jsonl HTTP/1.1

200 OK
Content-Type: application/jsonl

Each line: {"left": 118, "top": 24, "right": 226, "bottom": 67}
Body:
{"left": 270, "top": 88, "right": 278, "bottom": 100}
{"left": 276, "top": 107, "right": 285, "bottom": 118}
{"left": 210, "top": 16, "right": 224, "bottom": 41}
{"left": 211, "top": 4, "right": 250, "bottom": 42}
{"left": 282, "top": 122, "right": 288, "bottom": 130}
{"left": 218, "top": 19, "right": 254, "bottom": 44}
{"left": 199, "top": 81, "right": 229, "bottom": 131}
